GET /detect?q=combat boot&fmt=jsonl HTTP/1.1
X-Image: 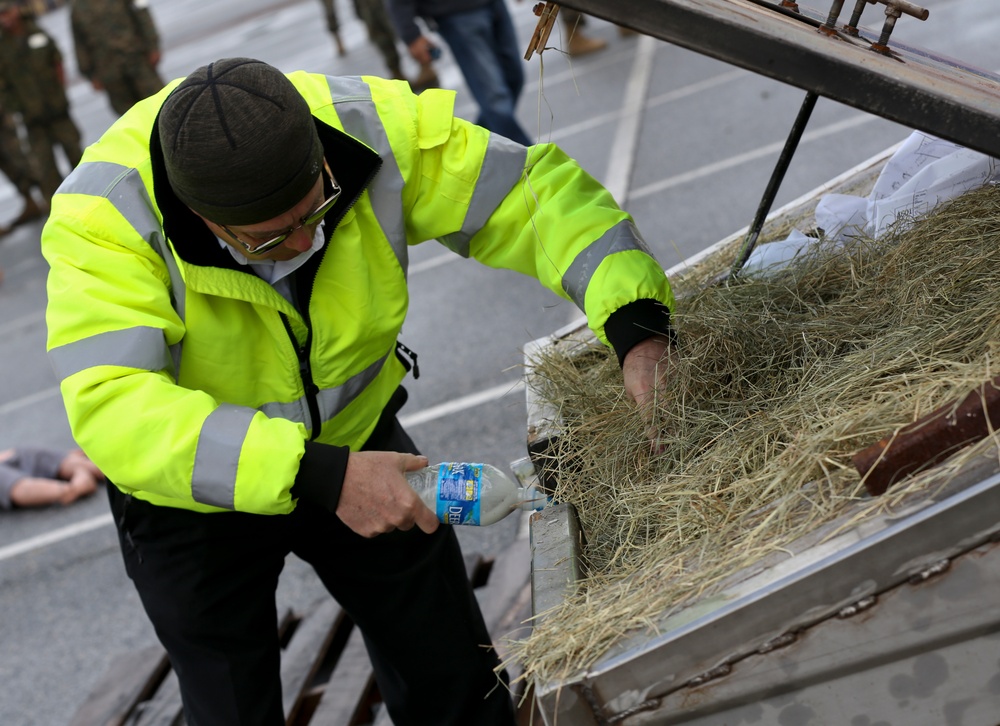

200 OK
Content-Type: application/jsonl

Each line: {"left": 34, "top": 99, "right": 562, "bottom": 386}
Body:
{"left": 567, "top": 31, "right": 608, "bottom": 56}
{"left": 410, "top": 63, "right": 439, "bottom": 94}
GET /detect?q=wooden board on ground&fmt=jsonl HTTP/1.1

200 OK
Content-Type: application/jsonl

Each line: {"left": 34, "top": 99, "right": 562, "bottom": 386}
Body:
{"left": 68, "top": 644, "right": 169, "bottom": 726}
{"left": 70, "top": 532, "right": 535, "bottom": 726}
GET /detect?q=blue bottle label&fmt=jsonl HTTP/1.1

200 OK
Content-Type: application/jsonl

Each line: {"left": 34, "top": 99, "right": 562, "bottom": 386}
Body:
{"left": 435, "top": 463, "right": 483, "bottom": 526}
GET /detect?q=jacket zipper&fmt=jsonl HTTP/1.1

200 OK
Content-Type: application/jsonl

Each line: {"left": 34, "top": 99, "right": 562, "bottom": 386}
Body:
{"left": 280, "top": 312, "right": 323, "bottom": 441}
{"left": 278, "top": 153, "right": 385, "bottom": 441}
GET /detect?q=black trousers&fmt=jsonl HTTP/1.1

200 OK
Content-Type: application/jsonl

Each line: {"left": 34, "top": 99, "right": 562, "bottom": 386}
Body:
{"left": 107, "top": 415, "right": 515, "bottom": 726}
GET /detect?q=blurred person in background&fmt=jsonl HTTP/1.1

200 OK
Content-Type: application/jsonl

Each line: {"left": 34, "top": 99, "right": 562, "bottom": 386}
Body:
{"left": 319, "top": 0, "right": 439, "bottom": 91}
{"left": 319, "top": 0, "right": 347, "bottom": 55}
{"left": 70, "top": 0, "right": 164, "bottom": 116}
{"left": 0, "top": 446, "right": 104, "bottom": 509}
{"left": 0, "top": 103, "right": 48, "bottom": 235}
{"left": 387, "top": 0, "right": 532, "bottom": 145}
{"left": 0, "top": 0, "right": 82, "bottom": 201}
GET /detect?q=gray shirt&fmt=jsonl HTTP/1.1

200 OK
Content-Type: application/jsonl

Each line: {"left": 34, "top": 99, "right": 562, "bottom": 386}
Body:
{"left": 0, "top": 447, "right": 64, "bottom": 509}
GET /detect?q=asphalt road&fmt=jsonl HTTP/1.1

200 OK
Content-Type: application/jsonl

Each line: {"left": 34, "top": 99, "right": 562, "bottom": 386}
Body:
{"left": 0, "top": 0, "right": 995, "bottom": 723}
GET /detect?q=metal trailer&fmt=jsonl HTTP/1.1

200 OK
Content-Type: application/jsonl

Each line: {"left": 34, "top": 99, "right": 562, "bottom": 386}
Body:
{"left": 515, "top": 1, "right": 1000, "bottom": 723}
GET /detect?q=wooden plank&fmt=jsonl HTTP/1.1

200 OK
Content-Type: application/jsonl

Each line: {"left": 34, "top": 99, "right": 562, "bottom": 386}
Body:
{"left": 307, "top": 628, "right": 377, "bottom": 726}
{"left": 313, "top": 553, "right": 490, "bottom": 725}
{"left": 69, "top": 644, "right": 170, "bottom": 726}
{"left": 281, "top": 598, "right": 346, "bottom": 725}
{"left": 477, "top": 533, "right": 531, "bottom": 635}
{"left": 129, "top": 670, "right": 184, "bottom": 726}
{"left": 480, "top": 533, "right": 535, "bottom": 724}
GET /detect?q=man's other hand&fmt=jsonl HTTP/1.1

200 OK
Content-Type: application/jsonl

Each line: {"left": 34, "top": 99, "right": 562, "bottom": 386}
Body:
{"left": 622, "top": 335, "right": 676, "bottom": 453}
{"left": 407, "top": 35, "right": 436, "bottom": 65}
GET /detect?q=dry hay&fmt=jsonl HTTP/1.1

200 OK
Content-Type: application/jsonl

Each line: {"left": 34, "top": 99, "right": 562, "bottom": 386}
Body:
{"left": 510, "top": 182, "right": 1000, "bottom": 688}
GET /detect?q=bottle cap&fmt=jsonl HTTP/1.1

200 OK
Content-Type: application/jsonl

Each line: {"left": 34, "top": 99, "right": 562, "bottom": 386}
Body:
{"left": 520, "top": 483, "right": 550, "bottom": 512}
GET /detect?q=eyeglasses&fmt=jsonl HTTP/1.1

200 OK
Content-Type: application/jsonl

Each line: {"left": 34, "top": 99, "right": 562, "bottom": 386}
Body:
{"left": 220, "top": 162, "right": 341, "bottom": 256}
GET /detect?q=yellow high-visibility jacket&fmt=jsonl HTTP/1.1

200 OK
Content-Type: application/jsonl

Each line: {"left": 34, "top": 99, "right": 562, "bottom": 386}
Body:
{"left": 43, "top": 71, "right": 675, "bottom": 515}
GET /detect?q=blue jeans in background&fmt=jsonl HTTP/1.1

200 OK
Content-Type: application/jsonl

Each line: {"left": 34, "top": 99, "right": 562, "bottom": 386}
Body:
{"left": 434, "top": 0, "right": 533, "bottom": 146}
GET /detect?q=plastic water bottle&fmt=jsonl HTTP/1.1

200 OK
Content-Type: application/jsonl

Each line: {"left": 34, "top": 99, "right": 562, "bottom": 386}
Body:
{"left": 406, "top": 462, "right": 546, "bottom": 526}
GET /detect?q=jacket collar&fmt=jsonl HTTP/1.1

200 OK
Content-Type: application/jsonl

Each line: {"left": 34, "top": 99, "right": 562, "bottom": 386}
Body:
{"left": 149, "top": 114, "right": 384, "bottom": 271}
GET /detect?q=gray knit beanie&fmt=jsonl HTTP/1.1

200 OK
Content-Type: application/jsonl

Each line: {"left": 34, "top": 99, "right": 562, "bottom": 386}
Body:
{"left": 158, "top": 57, "right": 323, "bottom": 226}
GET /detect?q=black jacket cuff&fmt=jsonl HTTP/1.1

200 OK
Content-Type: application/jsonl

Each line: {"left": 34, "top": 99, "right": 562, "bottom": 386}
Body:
{"left": 604, "top": 298, "right": 677, "bottom": 367}
{"left": 292, "top": 441, "right": 350, "bottom": 513}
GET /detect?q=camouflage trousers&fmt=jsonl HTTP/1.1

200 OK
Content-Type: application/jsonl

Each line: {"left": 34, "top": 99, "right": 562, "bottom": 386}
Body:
{"left": 353, "top": 0, "right": 402, "bottom": 73}
{"left": 0, "top": 110, "right": 43, "bottom": 200}
{"left": 98, "top": 54, "right": 165, "bottom": 117}
{"left": 321, "top": 0, "right": 339, "bottom": 33}
{"left": 25, "top": 114, "right": 83, "bottom": 200}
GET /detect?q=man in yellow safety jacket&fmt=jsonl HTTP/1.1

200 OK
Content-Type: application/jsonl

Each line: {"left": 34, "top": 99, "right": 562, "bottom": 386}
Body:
{"left": 42, "top": 57, "right": 676, "bottom": 724}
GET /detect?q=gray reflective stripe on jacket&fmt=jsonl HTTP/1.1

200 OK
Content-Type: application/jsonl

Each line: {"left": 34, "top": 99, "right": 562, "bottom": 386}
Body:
{"left": 437, "top": 133, "right": 527, "bottom": 257}
{"left": 48, "top": 326, "right": 172, "bottom": 380}
{"left": 191, "top": 403, "right": 257, "bottom": 509}
{"left": 55, "top": 160, "right": 186, "bottom": 373}
{"left": 562, "top": 219, "right": 652, "bottom": 310}
{"left": 328, "top": 75, "right": 409, "bottom": 275}
{"left": 258, "top": 352, "right": 389, "bottom": 428}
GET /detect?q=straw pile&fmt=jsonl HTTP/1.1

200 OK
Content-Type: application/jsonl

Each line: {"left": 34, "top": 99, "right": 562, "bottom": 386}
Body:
{"left": 511, "top": 182, "right": 1000, "bottom": 688}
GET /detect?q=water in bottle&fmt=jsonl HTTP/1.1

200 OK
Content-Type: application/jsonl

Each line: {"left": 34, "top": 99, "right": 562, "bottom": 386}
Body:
{"left": 406, "top": 462, "right": 547, "bottom": 526}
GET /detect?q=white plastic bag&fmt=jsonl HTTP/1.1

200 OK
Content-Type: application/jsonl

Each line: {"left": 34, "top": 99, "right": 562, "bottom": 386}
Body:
{"left": 743, "top": 131, "right": 1000, "bottom": 276}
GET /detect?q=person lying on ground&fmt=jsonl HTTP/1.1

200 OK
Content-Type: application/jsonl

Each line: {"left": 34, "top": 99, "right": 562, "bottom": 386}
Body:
{"left": 0, "top": 446, "right": 104, "bottom": 508}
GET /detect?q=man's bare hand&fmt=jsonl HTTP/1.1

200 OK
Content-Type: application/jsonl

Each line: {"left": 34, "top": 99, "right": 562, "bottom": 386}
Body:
{"left": 336, "top": 451, "right": 439, "bottom": 538}
{"left": 622, "top": 335, "right": 676, "bottom": 453}
{"left": 407, "top": 35, "right": 436, "bottom": 65}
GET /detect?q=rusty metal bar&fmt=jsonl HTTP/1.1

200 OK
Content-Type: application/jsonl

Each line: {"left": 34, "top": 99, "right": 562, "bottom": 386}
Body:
{"left": 884, "top": 0, "right": 929, "bottom": 21}
{"left": 844, "top": 0, "right": 875, "bottom": 35}
{"left": 819, "top": 0, "right": 847, "bottom": 35}
{"left": 869, "top": 2, "right": 928, "bottom": 54}
{"left": 853, "top": 374, "right": 1000, "bottom": 496}
{"left": 730, "top": 91, "right": 818, "bottom": 278}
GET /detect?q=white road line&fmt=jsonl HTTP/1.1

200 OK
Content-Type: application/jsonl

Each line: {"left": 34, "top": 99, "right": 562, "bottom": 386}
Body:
{"left": 0, "top": 513, "right": 113, "bottom": 562}
{"left": 0, "top": 386, "right": 60, "bottom": 416}
{"left": 539, "top": 69, "right": 746, "bottom": 146}
{"left": 0, "top": 309, "right": 45, "bottom": 338}
{"left": 629, "top": 113, "right": 876, "bottom": 201}
{"left": 409, "top": 251, "right": 459, "bottom": 274}
{"left": 603, "top": 33, "right": 657, "bottom": 204}
{"left": 399, "top": 379, "right": 525, "bottom": 428}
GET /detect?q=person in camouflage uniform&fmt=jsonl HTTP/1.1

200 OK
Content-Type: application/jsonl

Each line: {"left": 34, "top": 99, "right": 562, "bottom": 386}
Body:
{"left": 319, "top": 0, "right": 346, "bottom": 56}
{"left": 0, "top": 1, "right": 82, "bottom": 202}
{"left": 70, "top": 0, "right": 164, "bottom": 116}
{"left": 0, "top": 103, "right": 46, "bottom": 235}
{"left": 318, "top": 0, "right": 438, "bottom": 91}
